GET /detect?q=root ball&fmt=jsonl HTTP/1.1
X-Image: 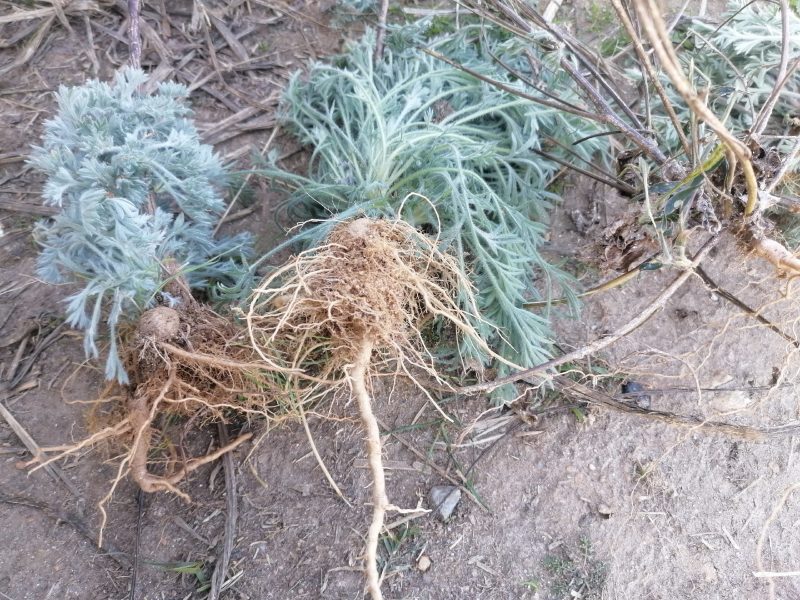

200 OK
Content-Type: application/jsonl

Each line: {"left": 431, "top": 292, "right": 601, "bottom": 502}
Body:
{"left": 248, "top": 217, "right": 483, "bottom": 379}
{"left": 246, "top": 216, "right": 492, "bottom": 600}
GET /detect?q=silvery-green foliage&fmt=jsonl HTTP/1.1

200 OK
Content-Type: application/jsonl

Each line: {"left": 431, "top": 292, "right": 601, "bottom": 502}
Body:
{"left": 31, "top": 68, "right": 250, "bottom": 383}
{"left": 259, "top": 25, "right": 610, "bottom": 399}
{"left": 335, "top": 0, "right": 377, "bottom": 15}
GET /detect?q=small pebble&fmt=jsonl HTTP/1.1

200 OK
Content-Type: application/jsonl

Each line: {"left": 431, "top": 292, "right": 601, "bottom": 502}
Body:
{"left": 416, "top": 555, "right": 432, "bottom": 572}
{"left": 430, "top": 485, "right": 461, "bottom": 521}
{"left": 621, "top": 380, "right": 651, "bottom": 409}
{"left": 597, "top": 504, "right": 613, "bottom": 519}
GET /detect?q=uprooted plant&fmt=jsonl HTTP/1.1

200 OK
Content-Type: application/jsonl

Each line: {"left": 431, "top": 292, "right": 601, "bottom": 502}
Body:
{"left": 256, "top": 26, "right": 612, "bottom": 401}
{"left": 246, "top": 215, "right": 507, "bottom": 600}
{"left": 26, "top": 68, "right": 283, "bottom": 538}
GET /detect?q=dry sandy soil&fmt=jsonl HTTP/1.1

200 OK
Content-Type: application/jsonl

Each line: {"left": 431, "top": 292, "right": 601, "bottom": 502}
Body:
{"left": 1, "top": 1, "right": 799, "bottom": 599}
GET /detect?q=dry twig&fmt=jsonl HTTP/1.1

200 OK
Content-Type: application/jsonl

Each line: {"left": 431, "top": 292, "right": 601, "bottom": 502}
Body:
{"left": 127, "top": 0, "right": 142, "bottom": 68}
{"left": 209, "top": 423, "right": 240, "bottom": 600}
{"left": 460, "top": 235, "right": 718, "bottom": 394}
{"left": 610, "top": 0, "right": 692, "bottom": 158}
{"left": 374, "top": 0, "right": 390, "bottom": 61}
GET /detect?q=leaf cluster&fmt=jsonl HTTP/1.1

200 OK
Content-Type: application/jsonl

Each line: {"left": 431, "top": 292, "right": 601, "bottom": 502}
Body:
{"left": 31, "top": 69, "right": 250, "bottom": 382}
{"left": 258, "top": 24, "right": 611, "bottom": 398}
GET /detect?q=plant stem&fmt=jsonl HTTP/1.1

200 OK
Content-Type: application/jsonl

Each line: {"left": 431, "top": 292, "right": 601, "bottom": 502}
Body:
{"left": 610, "top": 0, "right": 692, "bottom": 159}
{"left": 374, "top": 0, "right": 389, "bottom": 62}
{"left": 128, "top": 0, "right": 141, "bottom": 69}
{"left": 634, "top": 0, "right": 758, "bottom": 215}
{"left": 351, "top": 338, "right": 384, "bottom": 600}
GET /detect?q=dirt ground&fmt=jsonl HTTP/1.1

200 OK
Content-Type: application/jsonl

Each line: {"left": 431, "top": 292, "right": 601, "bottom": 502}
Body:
{"left": 1, "top": 1, "right": 799, "bottom": 600}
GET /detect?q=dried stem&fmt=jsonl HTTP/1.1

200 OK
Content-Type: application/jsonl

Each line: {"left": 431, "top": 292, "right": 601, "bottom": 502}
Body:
{"left": 532, "top": 147, "right": 636, "bottom": 193}
{"left": 127, "top": 0, "right": 141, "bottom": 69}
{"left": 468, "top": 0, "right": 676, "bottom": 167}
{"left": 208, "top": 423, "right": 238, "bottom": 600}
{"left": 459, "top": 235, "right": 718, "bottom": 394}
{"left": 558, "top": 57, "right": 671, "bottom": 166}
{"left": 634, "top": 0, "right": 758, "bottom": 215}
{"left": 374, "top": 0, "right": 389, "bottom": 61}
{"left": 610, "top": 0, "right": 692, "bottom": 159}
{"left": 425, "top": 46, "right": 669, "bottom": 166}
{"left": 423, "top": 49, "right": 597, "bottom": 121}
{"left": 486, "top": 0, "right": 646, "bottom": 128}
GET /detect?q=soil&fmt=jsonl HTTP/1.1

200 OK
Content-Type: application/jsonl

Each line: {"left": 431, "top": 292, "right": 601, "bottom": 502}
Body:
{"left": 1, "top": 2, "right": 799, "bottom": 600}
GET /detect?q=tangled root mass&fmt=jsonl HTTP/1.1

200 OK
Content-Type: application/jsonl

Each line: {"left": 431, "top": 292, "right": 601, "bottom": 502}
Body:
{"left": 247, "top": 217, "right": 491, "bottom": 600}
{"left": 248, "top": 217, "right": 487, "bottom": 384}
